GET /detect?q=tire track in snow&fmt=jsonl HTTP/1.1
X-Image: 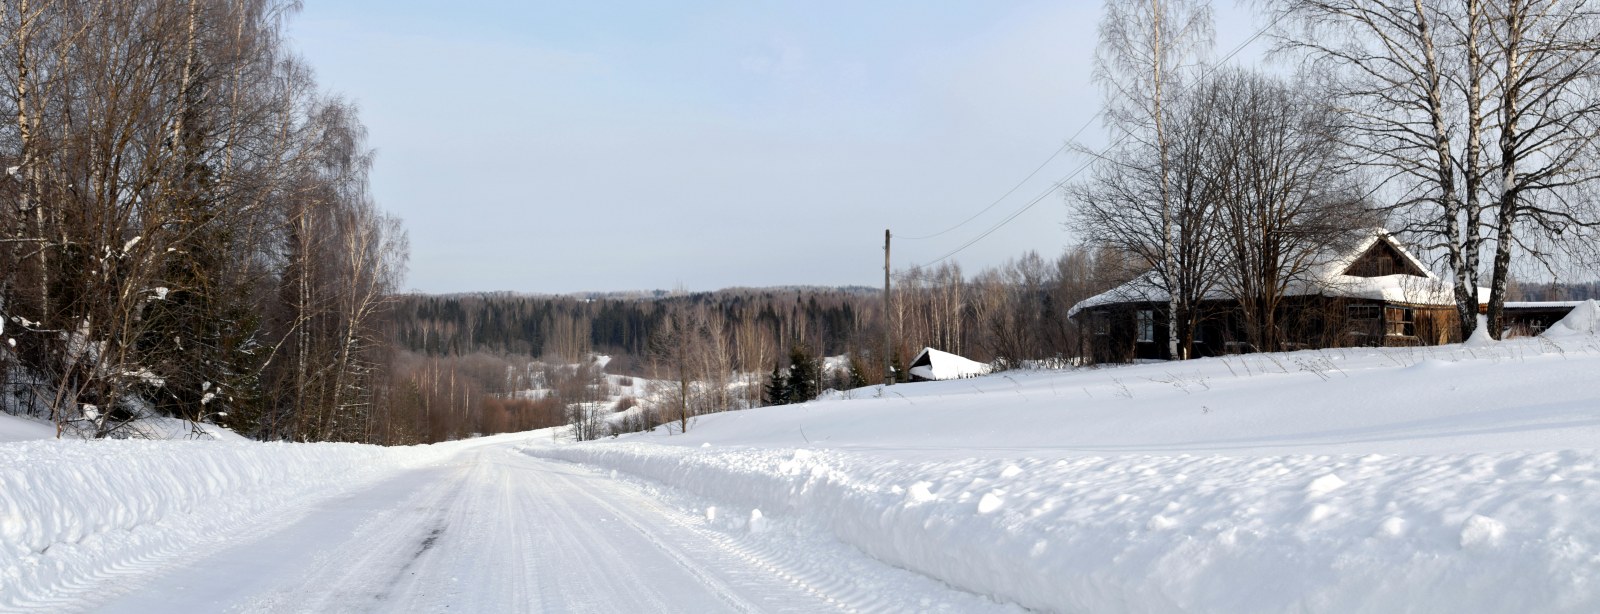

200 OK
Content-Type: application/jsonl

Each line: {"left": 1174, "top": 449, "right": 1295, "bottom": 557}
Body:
{"left": 542, "top": 456, "right": 1023, "bottom": 614}
{"left": 89, "top": 439, "right": 1014, "bottom": 612}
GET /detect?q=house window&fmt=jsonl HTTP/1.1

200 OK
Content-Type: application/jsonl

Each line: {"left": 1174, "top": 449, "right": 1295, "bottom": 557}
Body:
{"left": 1092, "top": 312, "right": 1110, "bottom": 336}
{"left": 1347, "top": 304, "right": 1381, "bottom": 321}
{"left": 1346, "top": 304, "right": 1381, "bottom": 341}
{"left": 1136, "top": 310, "right": 1155, "bottom": 343}
{"left": 1385, "top": 307, "right": 1414, "bottom": 337}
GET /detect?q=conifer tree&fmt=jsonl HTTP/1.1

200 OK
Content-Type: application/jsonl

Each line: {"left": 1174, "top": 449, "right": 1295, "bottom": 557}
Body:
{"left": 784, "top": 343, "right": 820, "bottom": 402}
{"left": 763, "top": 363, "right": 789, "bottom": 406}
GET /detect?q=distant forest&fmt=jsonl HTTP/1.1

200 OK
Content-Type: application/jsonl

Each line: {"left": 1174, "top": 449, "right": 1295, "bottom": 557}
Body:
{"left": 390, "top": 246, "right": 1130, "bottom": 378}
{"left": 1512, "top": 281, "right": 1600, "bottom": 302}
{"left": 394, "top": 275, "right": 1600, "bottom": 371}
{"left": 391, "top": 288, "right": 871, "bottom": 373}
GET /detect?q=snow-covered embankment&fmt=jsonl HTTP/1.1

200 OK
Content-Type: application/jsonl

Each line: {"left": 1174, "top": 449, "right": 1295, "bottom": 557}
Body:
{"left": 0, "top": 438, "right": 453, "bottom": 609}
{"left": 530, "top": 441, "right": 1600, "bottom": 612}
{"left": 522, "top": 321, "right": 1600, "bottom": 613}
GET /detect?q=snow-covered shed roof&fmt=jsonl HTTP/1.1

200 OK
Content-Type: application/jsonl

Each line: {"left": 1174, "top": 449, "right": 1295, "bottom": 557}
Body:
{"left": 907, "top": 348, "right": 991, "bottom": 381}
{"left": 1067, "top": 229, "right": 1485, "bottom": 318}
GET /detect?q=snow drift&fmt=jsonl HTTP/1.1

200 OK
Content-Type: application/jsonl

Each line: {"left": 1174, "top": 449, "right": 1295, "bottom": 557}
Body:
{"left": 1543, "top": 299, "right": 1600, "bottom": 337}
{"left": 526, "top": 336, "right": 1600, "bottom": 613}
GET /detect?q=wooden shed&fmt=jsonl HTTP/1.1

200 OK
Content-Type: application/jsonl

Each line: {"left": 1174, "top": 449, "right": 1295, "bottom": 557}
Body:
{"left": 906, "top": 348, "right": 992, "bottom": 382}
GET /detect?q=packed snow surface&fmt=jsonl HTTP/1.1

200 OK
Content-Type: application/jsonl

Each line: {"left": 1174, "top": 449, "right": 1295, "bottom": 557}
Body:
{"left": 527, "top": 334, "right": 1600, "bottom": 613}
{"left": 1, "top": 431, "right": 1008, "bottom": 613}
{"left": 0, "top": 435, "right": 465, "bottom": 610}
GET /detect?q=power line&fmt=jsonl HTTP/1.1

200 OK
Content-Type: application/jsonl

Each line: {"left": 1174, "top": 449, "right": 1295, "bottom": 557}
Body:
{"left": 899, "top": 13, "right": 1284, "bottom": 270}
{"left": 903, "top": 158, "right": 1089, "bottom": 275}
{"left": 898, "top": 129, "right": 1088, "bottom": 241}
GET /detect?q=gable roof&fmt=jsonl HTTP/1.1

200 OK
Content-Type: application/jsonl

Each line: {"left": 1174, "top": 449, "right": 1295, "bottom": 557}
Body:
{"left": 1068, "top": 229, "right": 1482, "bottom": 318}
{"left": 1343, "top": 239, "right": 1429, "bottom": 277}
{"left": 907, "top": 347, "right": 991, "bottom": 381}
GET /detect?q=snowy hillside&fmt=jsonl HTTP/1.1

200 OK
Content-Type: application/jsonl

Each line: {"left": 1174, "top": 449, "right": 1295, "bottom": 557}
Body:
{"left": 525, "top": 325, "right": 1600, "bottom": 612}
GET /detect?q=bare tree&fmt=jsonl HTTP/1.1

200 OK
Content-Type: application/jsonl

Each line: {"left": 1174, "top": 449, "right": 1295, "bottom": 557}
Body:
{"left": 1072, "top": 59, "right": 1225, "bottom": 359}
{"left": 1093, "top": 0, "right": 1214, "bottom": 359}
{"left": 1203, "top": 70, "right": 1377, "bottom": 351}
{"left": 1271, "top": 0, "right": 1490, "bottom": 340}
{"left": 648, "top": 302, "right": 697, "bottom": 434}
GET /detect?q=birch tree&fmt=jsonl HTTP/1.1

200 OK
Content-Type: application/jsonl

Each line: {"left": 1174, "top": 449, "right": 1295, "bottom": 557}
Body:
{"left": 1481, "top": 0, "right": 1600, "bottom": 338}
{"left": 1274, "top": 0, "right": 1600, "bottom": 339}
{"left": 1092, "top": 0, "right": 1214, "bottom": 359}
{"left": 0, "top": 0, "right": 412, "bottom": 442}
{"left": 1073, "top": 53, "right": 1223, "bottom": 359}
{"left": 1272, "top": 0, "right": 1490, "bottom": 339}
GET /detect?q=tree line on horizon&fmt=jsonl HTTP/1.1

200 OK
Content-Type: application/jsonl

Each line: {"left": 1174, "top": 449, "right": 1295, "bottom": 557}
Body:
{"left": 380, "top": 248, "right": 1135, "bottom": 439}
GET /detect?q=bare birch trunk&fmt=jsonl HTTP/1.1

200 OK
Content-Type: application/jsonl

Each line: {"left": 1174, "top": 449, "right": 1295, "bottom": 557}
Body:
{"left": 1149, "top": 0, "right": 1181, "bottom": 361}
{"left": 1486, "top": 0, "right": 1524, "bottom": 340}
{"left": 1457, "top": 0, "right": 1487, "bottom": 339}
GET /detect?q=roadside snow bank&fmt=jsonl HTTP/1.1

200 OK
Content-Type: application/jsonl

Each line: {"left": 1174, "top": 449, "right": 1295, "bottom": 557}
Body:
{"left": 526, "top": 442, "right": 1600, "bottom": 613}
{"left": 0, "top": 439, "right": 452, "bottom": 609}
{"left": 524, "top": 338, "right": 1600, "bottom": 612}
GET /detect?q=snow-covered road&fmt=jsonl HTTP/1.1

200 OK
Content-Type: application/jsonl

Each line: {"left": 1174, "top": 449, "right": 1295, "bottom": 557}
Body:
{"left": 21, "top": 324, "right": 1600, "bottom": 613}
{"left": 85, "top": 439, "right": 1008, "bottom": 613}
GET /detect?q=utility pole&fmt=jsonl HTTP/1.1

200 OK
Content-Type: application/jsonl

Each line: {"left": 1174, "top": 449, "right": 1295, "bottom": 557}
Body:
{"left": 883, "top": 229, "right": 893, "bottom": 386}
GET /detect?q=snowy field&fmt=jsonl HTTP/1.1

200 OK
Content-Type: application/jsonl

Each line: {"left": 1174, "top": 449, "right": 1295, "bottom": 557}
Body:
{"left": 3, "top": 305, "right": 1599, "bottom": 612}
{"left": 523, "top": 308, "right": 1600, "bottom": 612}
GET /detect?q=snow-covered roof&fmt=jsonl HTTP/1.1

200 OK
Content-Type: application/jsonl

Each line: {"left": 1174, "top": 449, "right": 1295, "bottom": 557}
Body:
{"left": 907, "top": 347, "right": 991, "bottom": 381}
{"left": 1068, "top": 229, "right": 1484, "bottom": 318}
{"left": 1506, "top": 301, "right": 1587, "bottom": 309}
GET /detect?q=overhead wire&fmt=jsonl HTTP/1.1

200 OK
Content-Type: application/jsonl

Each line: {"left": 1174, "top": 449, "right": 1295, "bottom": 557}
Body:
{"left": 897, "top": 13, "right": 1286, "bottom": 273}
{"left": 897, "top": 126, "right": 1090, "bottom": 241}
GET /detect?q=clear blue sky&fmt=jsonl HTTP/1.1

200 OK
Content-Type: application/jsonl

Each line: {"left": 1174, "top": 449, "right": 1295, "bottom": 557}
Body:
{"left": 288, "top": 1, "right": 1267, "bottom": 294}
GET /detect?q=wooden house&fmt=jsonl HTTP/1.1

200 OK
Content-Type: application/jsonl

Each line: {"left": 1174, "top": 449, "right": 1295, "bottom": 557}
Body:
{"left": 1069, "top": 230, "right": 1480, "bottom": 362}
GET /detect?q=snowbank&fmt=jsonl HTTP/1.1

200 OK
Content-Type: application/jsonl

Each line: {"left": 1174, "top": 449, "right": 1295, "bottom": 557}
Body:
{"left": 525, "top": 337, "right": 1600, "bottom": 612}
{"left": 529, "top": 443, "right": 1600, "bottom": 613}
{"left": 1543, "top": 299, "right": 1600, "bottom": 337}
{"left": 0, "top": 438, "right": 455, "bottom": 609}
{"left": 1465, "top": 314, "right": 1496, "bottom": 346}
{"left": 0, "top": 415, "right": 56, "bottom": 443}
